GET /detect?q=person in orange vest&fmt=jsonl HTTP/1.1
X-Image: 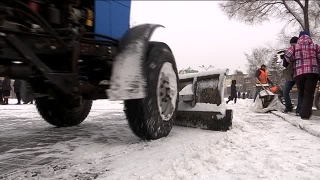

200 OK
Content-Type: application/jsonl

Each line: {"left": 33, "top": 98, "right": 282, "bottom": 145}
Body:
{"left": 254, "top": 64, "right": 274, "bottom": 101}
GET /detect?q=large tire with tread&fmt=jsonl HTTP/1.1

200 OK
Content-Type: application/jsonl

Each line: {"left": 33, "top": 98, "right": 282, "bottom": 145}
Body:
{"left": 36, "top": 97, "right": 92, "bottom": 127}
{"left": 124, "top": 42, "right": 179, "bottom": 140}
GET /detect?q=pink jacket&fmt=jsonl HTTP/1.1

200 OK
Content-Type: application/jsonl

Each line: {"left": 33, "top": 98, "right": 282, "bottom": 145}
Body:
{"left": 285, "top": 35, "right": 320, "bottom": 77}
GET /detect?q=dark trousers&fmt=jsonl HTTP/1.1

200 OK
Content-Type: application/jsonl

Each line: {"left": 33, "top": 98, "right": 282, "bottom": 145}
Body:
{"left": 0, "top": 90, "right": 2, "bottom": 102}
{"left": 15, "top": 91, "right": 21, "bottom": 104}
{"left": 283, "top": 80, "right": 302, "bottom": 113}
{"left": 227, "top": 95, "right": 237, "bottom": 104}
{"left": 294, "top": 73, "right": 319, "bottom": 119}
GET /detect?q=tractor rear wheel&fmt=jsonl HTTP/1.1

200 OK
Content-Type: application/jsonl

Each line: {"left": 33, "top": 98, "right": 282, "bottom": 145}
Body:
{"left": 124, "top": 42, "right": 179, "bottom": 140}
{"left": 35, "top": 97, "right": 92, "bottom": 127}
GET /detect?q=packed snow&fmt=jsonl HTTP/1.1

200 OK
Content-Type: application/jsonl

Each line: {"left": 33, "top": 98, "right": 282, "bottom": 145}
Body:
{"left": 1, "top": 99, "right": 320, "bottom": 179}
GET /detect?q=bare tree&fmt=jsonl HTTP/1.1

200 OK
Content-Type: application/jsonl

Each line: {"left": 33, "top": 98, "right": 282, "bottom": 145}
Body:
{"left": 245, "top": 46, "right": 285, "bottom": 86}
{"left": 233, "top": 70, "right": 246, "bottom": 91}
{"left": 245, "top": 47, "right": 274, "bottom": 76}
{"left": 267, "top": 54, "right": 285, "bottom": 86}
{"left": 219, "top": 0, "right": 320, "bottom": 37}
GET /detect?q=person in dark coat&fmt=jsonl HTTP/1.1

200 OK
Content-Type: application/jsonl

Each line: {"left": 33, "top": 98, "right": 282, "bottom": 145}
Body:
{"left": 0, "top": 77, "right": 3, "bottom": 103}
{"left": 1, "top": 76, "right": 11, "bottom": 105}
{"left": 227, "top": 80, "right": 237, "bottom": 104}
{"left": 13, "top": 79, "right": 22, "bottom": 105}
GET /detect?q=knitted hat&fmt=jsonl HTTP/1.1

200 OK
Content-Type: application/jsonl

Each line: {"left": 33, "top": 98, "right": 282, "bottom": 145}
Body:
{"left": 289, "top": 36, "right": 298, "bottom": 44}
{"left": 299, "top": 31, "right": 310, "bottom": 37}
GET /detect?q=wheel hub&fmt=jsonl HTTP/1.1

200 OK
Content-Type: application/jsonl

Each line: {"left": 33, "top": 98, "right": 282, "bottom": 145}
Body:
{"left": 157, "top": 62, "right": 178, "bottom": 121}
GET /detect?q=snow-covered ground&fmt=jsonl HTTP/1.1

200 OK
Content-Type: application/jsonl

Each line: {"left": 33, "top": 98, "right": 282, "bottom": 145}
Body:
{"left": 1, "top": 99, "right": 320, "bottom": 180}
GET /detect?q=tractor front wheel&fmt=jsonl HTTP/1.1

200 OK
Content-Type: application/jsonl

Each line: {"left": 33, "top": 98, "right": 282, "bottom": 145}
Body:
{"left": 124, "top": 42, "right": 179, "bottom": 140}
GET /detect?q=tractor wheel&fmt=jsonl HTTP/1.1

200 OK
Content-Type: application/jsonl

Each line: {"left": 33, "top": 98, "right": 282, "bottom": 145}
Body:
{"left": 124, "top": 42, "right": 179, "bottom": 140}
{"left": 314, "top": 92, "right": 320, "bottom": 110}
{"left": 35, "top": 97, "right": 92, "bottom": 127}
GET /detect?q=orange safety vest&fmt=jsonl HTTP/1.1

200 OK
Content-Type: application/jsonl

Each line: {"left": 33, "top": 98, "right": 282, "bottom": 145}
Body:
{"left": 256, "top": 70, "right": 268, "bottom": 84}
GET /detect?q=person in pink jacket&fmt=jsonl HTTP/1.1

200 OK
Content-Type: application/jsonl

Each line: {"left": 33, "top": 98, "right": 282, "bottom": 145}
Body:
{"left": 285, "top": 31, "right": 320, "bottom": 119}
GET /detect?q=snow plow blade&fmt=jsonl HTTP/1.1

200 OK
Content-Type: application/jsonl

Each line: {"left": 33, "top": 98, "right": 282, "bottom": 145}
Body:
{"left": 175, "top": 69, "right": 232, "bottom": 131}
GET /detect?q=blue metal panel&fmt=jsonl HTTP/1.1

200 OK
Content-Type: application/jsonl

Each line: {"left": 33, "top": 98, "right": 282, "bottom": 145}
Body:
{"left": 94, "top": 0, "right": 131, "bottom": 40}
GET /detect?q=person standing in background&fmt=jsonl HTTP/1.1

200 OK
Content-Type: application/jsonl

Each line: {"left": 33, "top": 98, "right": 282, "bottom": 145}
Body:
{"left": 1, "top": 76, "right": 11, "bottom": 105}
{"left": 13, "top": 79, "right": 22, "bottom": 105}
{"left": 0, "top": 77, "right": 3, "bottom": 103}
{"left": 226, "top": 80, "right": 237, "bottom": 104}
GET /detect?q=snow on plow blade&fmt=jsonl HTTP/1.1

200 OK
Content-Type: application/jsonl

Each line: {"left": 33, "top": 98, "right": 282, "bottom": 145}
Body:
{"left": 175, "top": 69, "right": 233, "bottom": 131}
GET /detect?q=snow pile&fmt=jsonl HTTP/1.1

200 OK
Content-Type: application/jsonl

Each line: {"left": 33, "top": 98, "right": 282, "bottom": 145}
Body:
{"left": 179, "top": 68, "right": 229, "bottom": 80}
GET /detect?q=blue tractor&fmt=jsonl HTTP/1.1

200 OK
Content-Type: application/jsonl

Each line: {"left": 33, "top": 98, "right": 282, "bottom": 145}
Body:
{"left": 0, "top": 0, "right": 179, "bottom": 140}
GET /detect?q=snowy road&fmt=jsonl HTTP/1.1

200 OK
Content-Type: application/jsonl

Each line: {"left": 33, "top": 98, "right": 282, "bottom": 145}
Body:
{"left": 1, "top": 99, "right": 320, "bottom": 179}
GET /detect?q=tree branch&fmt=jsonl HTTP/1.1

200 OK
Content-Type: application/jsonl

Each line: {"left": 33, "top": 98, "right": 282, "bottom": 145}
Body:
{"left": 282, "top": 0, "right": 304, "bottom": 29}
{"left": 293, "top": 0, "right": 304, "bottom": 10}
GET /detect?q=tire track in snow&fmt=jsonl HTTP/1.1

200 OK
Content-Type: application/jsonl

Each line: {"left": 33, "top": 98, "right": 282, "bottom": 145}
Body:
{"left": 2, "top": 100, "right": 320, "bottom": 179}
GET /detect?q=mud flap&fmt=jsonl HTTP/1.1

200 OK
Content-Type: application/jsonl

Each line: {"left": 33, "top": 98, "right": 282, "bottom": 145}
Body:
{"left": 107, "top": 24, "right": 164, "bottom": 100}
{"left": 175, "top": 69, "right": 233, "bottom": 131}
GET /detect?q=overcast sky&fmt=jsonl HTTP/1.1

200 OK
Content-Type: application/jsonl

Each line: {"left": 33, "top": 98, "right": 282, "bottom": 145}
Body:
{"left": 130, "top": 1, "right": 286, "bottom": 74}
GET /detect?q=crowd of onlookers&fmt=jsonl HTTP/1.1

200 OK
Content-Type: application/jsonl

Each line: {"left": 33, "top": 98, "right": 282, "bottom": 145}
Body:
{"left": 0, "top": 77, "right": 33, "bottom": 105}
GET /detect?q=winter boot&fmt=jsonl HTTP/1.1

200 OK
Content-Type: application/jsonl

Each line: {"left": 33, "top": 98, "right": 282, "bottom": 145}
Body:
{"left": 283, "top": 107, "right": 293, "bottom": 113}
{"left": 3, "top": 98, "right": 8, "bottom": 105}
